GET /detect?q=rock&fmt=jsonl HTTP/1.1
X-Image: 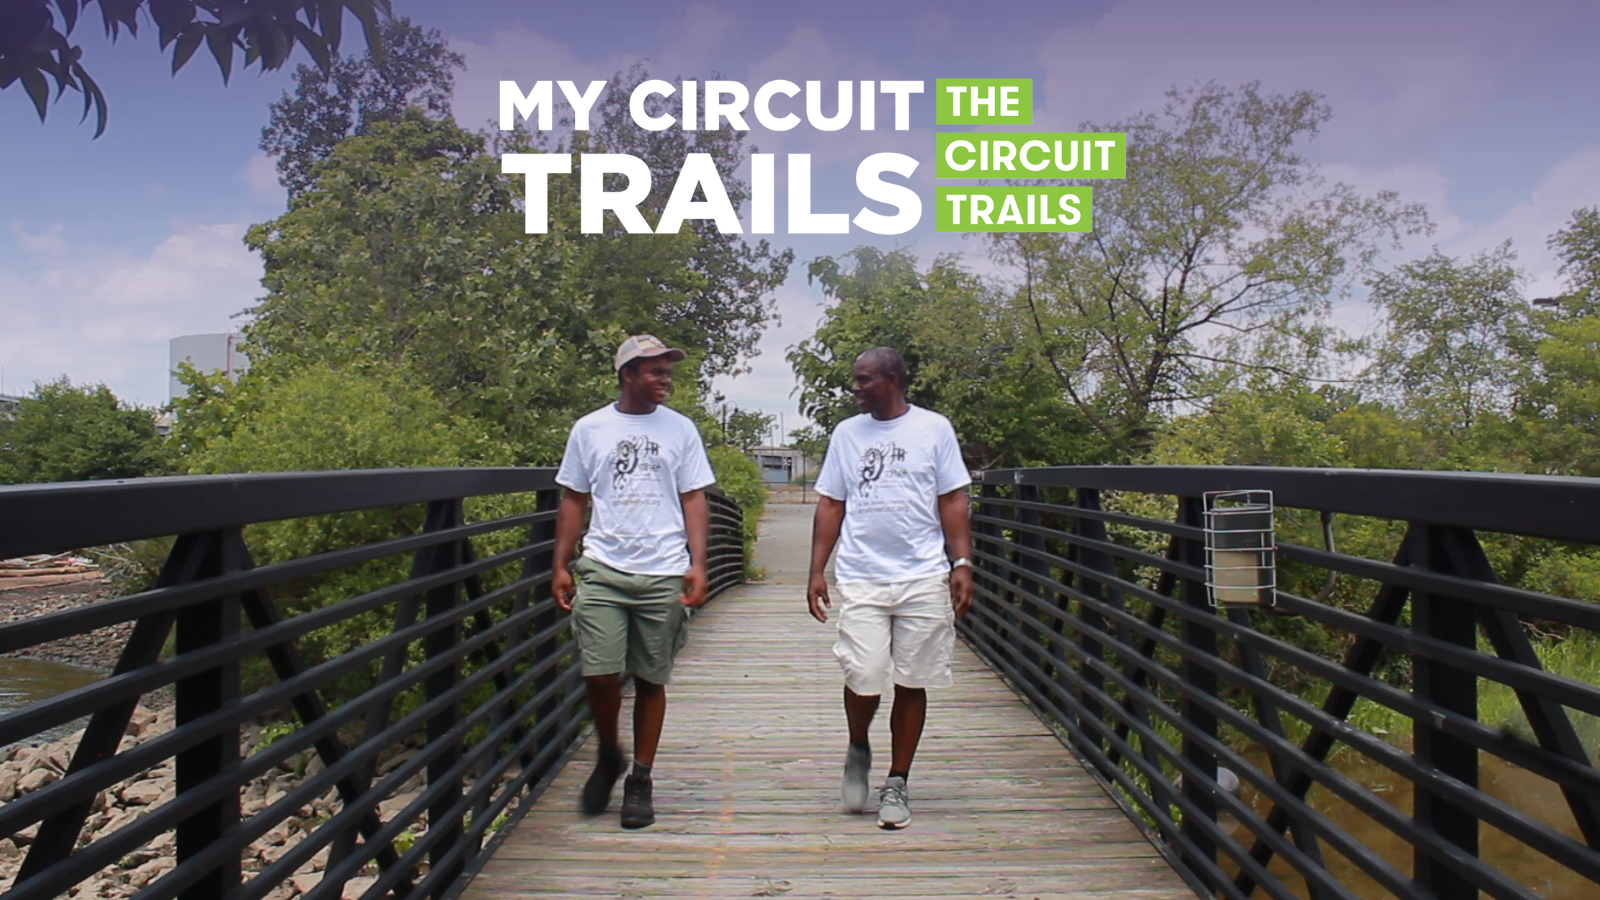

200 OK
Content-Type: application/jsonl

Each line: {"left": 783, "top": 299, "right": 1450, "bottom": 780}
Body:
{"left": 45, "top": 741, "right": 74, "bottom": 771}
{"left": 341, "top": 875, "right": 377, "bottom": 899}
{"left": 17, "top": 767, "right": 55, "bottom": 794}
{"left": 120, "top": 779, "right": 166, "bottom": 806}
{"left": 0, "top": 769, "right": 20, "bottom": 801}
{"left": 378, "top": 749, "right": 416, "bottom": 775}
{"left": 126, "top": 857, "right": 174, "bottom": 889}
{"left": 263, "top": 881, "right": 300, "bottom": 900}
{"left": 379, "top": 791, "right": 422, "bottom": 819}
{"left": 0, "top": 838, "right": 21, "bottom": 861}
{"left": 128, "top": 707, "right": 157, "bottom": 738}
{"left": 260, "top": 841, "right": 295, "bottom": 865}
{"left": 100, "top": 808, "right": 141, "bottom": 835}
{"left": 290, "top": 873, "right": 322, "bottom": 894}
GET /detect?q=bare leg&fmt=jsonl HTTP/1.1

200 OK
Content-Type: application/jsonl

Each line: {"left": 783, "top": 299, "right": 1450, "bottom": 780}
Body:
{"left": 633, "top": 678, "right": 667, "bottom": 766}
{"left": 844, "top": 685, "right": 881, "bottom": 746}
{"left": 585, "top": 673, "right": 623, "bottom": 753}
{"left": 889, "top": 685, "right": 927, "bottom": 774}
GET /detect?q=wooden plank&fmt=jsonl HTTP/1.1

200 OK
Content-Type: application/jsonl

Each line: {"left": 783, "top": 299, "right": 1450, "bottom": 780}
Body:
{"left": 464, "top": 505, "right": 1193, "bottom": 900}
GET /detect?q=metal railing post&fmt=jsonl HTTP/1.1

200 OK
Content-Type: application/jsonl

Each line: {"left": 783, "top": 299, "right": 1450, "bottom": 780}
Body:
{"left": 174, "top": 528, "right": 245, "bottom": 900}
{"left": 1075, "top": 487, "right": 1111, "bottom": 752}
{"left": 422, "top": 498, "right": 468, "bottom": 897}
{"left": 1177, "top": 496, "right": 1218, "bottom": 885}
{"left": 529, "top": 488, "right": 564, "bottom": 764}
{"left": 1409, "top": 524, "right": 1480, "bottom": 900}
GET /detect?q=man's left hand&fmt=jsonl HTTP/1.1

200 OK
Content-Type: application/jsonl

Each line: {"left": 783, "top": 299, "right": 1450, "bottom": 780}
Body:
{"left": 950, "top": 566, "right": 973, "bottom": 619}
{"left": 681, "top": 565, "right": 709, "bottom": 608}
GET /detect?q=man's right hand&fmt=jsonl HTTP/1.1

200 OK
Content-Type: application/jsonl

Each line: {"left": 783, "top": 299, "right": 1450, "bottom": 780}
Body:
{"left": 553, "top": 566, "right": 576, "bottom": 612}
{"left": 807, "top": 572, "right": 832, "bottom": 623}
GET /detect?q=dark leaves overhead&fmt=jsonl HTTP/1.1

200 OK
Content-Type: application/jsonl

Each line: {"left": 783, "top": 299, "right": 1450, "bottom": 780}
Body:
{"left": 0, "top": 0, "right": 389, "bottom": 137}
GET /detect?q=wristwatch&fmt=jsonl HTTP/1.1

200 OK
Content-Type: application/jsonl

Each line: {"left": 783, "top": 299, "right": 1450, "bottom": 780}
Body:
{"left": 950, "top": 557, "right": 972, "bottom": 570}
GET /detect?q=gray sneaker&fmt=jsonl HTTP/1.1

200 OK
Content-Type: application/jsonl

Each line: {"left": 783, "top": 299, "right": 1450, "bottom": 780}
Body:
{"left": 841, "top": 744, "right": 871, "bottom": 813}
{"left": 877, "top": 776, "right": 911, "bottom": 829}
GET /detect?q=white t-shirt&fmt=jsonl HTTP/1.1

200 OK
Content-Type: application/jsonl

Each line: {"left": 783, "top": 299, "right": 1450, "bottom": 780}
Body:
{"left": 555, "top": 404, "right": 717, "bottom": 576}
{"left": 814, "top": 405, "right": 972, "bottom": 584}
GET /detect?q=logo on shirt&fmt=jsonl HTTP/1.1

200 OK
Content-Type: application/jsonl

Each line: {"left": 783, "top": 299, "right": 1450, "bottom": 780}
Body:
{"left": 857, "top": 441, "right": 907, "bottom": 497}
{"left": 611, "top": 435, "right": 662, "bottom": 489}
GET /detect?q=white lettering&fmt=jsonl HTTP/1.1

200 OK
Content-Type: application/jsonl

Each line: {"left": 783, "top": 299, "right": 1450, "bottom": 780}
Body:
{"left": 581, "top": 154, "right": 654, "bottom": 234}
{"left": 853, "top": 152, "right": 921, "bottom": 235}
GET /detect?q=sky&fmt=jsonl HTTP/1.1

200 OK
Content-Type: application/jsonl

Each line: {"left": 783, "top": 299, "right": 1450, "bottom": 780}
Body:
{"left": 3, "top": 0, "right": 1599, "bottom": 442}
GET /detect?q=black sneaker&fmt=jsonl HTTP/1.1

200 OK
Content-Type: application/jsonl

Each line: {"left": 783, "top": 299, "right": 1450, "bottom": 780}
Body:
{"left": 582, "top": 745, "right": 625, "bottom": 815}
{"left": 620, "top": 772, "right": 655, "bottom": 829}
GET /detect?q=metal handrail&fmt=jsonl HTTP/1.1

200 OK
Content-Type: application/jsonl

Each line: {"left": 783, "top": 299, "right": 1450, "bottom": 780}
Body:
{"left": 0, "top": 469, "right": 745, "bottom": 900}
{"left": 966, "top": 466, "right": 1600, "bottom": 900}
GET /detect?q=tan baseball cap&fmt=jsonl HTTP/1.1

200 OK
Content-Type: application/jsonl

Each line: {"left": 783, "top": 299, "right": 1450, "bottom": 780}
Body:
{"left": 614, "top": 334, "right": 687, "bottom": 371}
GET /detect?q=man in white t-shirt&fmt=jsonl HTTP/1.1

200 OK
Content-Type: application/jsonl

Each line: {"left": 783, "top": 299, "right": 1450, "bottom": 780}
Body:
{"left": 807, "top": 347, "right": 973, "bottom": 830}
{"left": 552, "top": 334, "right": 717, "bottom": 830}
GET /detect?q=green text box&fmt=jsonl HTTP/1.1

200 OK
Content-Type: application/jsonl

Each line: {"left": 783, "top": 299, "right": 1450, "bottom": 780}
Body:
{"left": 936, "top": 187, "right": 1093, "bottom": 233}
{"left": 935, "top": 132, "right": 1125, "bottom": 179}
{"left": 935, "top": 79, "right": 1032, "bottom": 125}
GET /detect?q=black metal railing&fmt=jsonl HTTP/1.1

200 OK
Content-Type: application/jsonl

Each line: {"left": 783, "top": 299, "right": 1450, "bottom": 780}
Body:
{"left": 965, "top": 466, "right": 1600, "bottom": 900}
{"left": 0, "top": 468, "right": 743, "bottom": 900}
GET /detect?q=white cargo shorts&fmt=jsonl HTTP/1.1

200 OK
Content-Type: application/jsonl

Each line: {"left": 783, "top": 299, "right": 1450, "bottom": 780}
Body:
{"left": 832, "top": 573, "right": 955, "bottom": 695}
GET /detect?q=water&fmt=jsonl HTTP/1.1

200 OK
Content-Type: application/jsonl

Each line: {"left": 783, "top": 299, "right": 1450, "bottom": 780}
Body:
{"left": 0, "top": 656, "right": 104, "bottom": 744}
{"left": 1218, "top": 746, "right": 1594, "bottom": 900}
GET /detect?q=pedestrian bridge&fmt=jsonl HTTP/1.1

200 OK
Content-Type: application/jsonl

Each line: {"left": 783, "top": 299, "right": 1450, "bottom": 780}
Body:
{"left": 466, "top": 502, "right": 1189, "bottom": 899}
{"left": 0, "top": 466, "right": 1597, "bottom": 900}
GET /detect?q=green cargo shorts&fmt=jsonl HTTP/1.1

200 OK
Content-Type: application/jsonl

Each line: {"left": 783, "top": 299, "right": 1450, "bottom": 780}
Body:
{"left": 570, "top": 556, "right": 690, "bottom": 685}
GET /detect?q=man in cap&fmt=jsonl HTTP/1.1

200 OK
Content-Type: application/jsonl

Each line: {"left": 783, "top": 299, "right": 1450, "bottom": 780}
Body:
{"left": 807, "top": 346, "right": 972, "bottom": 830}
{"left": 552, "top": 334, "right": 717, "bottom": 829}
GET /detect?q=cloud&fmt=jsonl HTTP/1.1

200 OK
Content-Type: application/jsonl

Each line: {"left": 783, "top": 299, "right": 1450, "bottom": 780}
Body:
{"left": 658, "top": 2, "right": 739, "bottom": 78}
{"left": 241, "top": 153, "right": 285, "bottom": 203}
{"left": 1450, "top": 142, "right": 1600, "bottom": 295}
{"left": 9, "top": 222, "right": 66, "bottom": 256}
{"left": 449, "top": 26, "right": 644, "bottom": 134}
{"left": 1029, "top": 0, "right": 1555, "bottom": 152}
{"left": 0, "top": 223, "right": 263, "bottom": 406}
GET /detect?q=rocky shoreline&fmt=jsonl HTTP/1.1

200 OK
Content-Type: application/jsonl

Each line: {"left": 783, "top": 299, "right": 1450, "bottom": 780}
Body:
{"left": 0, "top": 573, "right": 131, "bottom": 673}
{"left": 0, "top": 705, "right": 440, "bottom": 900}
{"left": 0, "top": 574, "right": 488, "bottom": 899}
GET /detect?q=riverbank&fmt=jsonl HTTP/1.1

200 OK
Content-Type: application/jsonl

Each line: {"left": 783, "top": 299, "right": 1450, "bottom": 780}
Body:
{"left": 0, "top": 704, "right": 443, "bottom": 900}
{"left": 0, "top": 573, "right": 129, "bottom": 673}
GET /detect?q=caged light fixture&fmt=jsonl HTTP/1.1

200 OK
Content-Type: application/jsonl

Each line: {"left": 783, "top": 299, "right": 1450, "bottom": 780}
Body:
{"left": 1203, "top": 490, "right": 1277, "bottom": 607}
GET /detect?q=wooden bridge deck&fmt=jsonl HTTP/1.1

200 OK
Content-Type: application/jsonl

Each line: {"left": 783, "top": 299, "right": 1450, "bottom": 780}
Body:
{"left": 465, "top": 503, "right": 1193, "bottom": 900}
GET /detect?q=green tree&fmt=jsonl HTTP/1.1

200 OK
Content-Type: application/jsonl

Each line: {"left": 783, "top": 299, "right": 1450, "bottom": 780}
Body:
{"left": 1364, "top": 244, "right": 1533, "bottom": 465}
{"left": 717, "top": 407, "right": 775, "bottom": 450}
{"left": 0, "top": 377, "right": 169, "bottom": 484}
{"left": 1146, "top": 380, "right": 1347, "bottom": 468}
{"left": 991, "top": 82, "right": 1428, "bottom": 457}
{"left": 261, "top": 16, "right": 463, "bottom": 195}
{"left": 242, "top": 110, "right": 609, "bottom": 464}
{"left": 1518, "top": 209, "right": 1600, "bottom": 476}
{"left": 579, "top": 63, "right": 793, "bottom": 379}
{"left": 183, "top": 363, "right": 506, "bottom": 700}
{"left": 790, "top": 247, "right": 1099, "bottom": 468}
{"left": 2, "top": 0, "right": 387, "bottom": 137}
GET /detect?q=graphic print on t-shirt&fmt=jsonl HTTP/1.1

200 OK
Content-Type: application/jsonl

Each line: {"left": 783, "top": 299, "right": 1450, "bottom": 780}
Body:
{"left": 857, "top": 440, "right": 907, "bottom": 497}
{"left": 611, "top": 434, "right": 663, "bottom": 490}
{"left": 814, "top": 406, "right": 972, "bottom": 584}
{"left": 555, "top": 404, "right": 717, "bottom": 576}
